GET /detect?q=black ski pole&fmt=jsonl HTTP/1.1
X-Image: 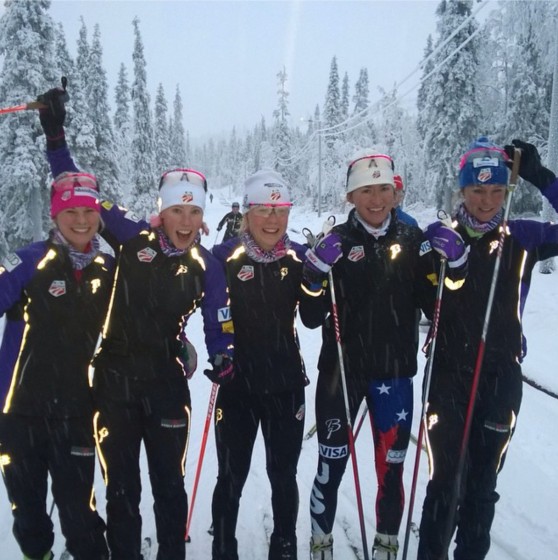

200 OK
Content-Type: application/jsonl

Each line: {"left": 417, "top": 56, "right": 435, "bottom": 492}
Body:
{"left": 439, "top": 147, "right": 521, "bottom": 559}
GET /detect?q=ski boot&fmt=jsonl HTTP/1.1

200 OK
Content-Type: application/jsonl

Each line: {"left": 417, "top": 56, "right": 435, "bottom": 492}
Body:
{"left": 23, "top": 552, "right": 53, "bottom": 560}
{"left": 372, "top": 533, "right": 399, "bottom": 560}
{"left": 309, "top": 533, "right": 333, "bottom": 560}
{"left": 269, "top": 534, "right": 297, "bottom": 559}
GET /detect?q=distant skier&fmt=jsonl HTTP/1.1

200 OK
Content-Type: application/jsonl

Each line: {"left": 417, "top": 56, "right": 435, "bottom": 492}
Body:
{"left": 393, "top": 174, "right": 418, "bottom": 227}
{"left": 417, "top": 137, "right": 558, "bottom": 560}
{"left": 210, "top": 193, "right": 214, "bottom": 203}
{"left": 217, "top": 202, "right": 243, "bottom": 241}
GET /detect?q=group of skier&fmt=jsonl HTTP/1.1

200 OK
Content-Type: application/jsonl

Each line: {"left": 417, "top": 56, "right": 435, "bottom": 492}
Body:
{"left": 0, "top": 84, "right": 557, "bottom": 560}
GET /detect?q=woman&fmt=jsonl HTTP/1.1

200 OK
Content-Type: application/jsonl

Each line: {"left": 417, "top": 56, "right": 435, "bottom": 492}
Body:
{"left": 39, "top": 87, "right": 234, "bottom": 560}
{"left": 210, "top": 170, "right": 323, "bottom": 560}
{"left": 216, "top": 201, "right": 243, "bottom": 241}
{"left": 417, "top": 137, "right": 558, "bottom": 560}
{"left": 0, "top": 171, "right": 112, "bottom": 560}
{"left": 303, "top": 151, "right": 468, "bottom": 560}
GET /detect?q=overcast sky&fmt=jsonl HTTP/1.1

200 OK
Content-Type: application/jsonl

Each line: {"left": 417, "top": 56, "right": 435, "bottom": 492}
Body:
{"left": 46, "top": 0, "right": 442, "bottom": 140}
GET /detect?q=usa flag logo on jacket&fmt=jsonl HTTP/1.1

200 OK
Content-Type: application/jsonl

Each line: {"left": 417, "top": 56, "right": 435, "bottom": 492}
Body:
{"left": 49, "top": 280, "right": 66, "bottom": 297}
{"left": 237, "top": 265, "right": 254, "bottom": 281}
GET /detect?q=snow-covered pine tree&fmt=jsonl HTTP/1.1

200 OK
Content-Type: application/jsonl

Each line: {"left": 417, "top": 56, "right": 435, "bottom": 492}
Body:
{"left": 113, "top": 63, "right": 134, "bottom": 205}
{"left": 87, "top": 24, "right": 121, "bottom": 203}
{"left": 348, "top": 68, "right": 376, "bottom": 157}
{"left": 0, "top": 0, "right": 58, "bottom": 255}
{"left": 272, "top": 66, "right": 295, "bottom": 190}
{"left": 169, "top": 85, "right": 187, "bottom": 168}
{"left": 322, "top": 56, "right": 344, "bottom": 210}
{"left": 492, "top": 1, "right": 553, "bottom": 215}
{"left": 419, "top": 0, "right": 481, "bottom": 211}
{"left": 154, "top": 83, "right": 171, "bottom": 172}
{"left": 341, "top": 72, "right": 350, "bottom": 124}
{"left": 70, "top": 18, "right": 98, "bottom": 174}
{"left": 540, "top": 23, "right": 558, "bottom": 274}
{"left": 130, "top": 17, "right": 156, "bottom": 217}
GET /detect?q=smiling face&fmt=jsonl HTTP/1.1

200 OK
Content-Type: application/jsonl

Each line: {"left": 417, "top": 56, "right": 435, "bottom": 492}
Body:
{"left": 160, "top": 204, "right": 204, "bottom": 250}
{"left": 245, "top": 205, "right": 290, "bottom": 251}
{"left": 462, "top": 183, "right": 507, "bottom": 222}
{"left": 55, "top": 207, "right": 100, "bottom": 252}
{"left": 346, "top": 183, "right": 396, "bottom": 228}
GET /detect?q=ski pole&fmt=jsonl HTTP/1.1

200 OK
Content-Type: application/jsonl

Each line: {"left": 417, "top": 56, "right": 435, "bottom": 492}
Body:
{"left": 0, "top": 77, "right": 68, "bottom": 116}
{"left": 352, "top": 399, "right": 369, "bottom": 441}
{"left": 48, "top": 497, "right": 56, "bottom": 518}
{"left": 401, "top": 258, "right": 448, "bottom": 560}
{"left": 328, "top": 266, "right": 370, "bottom": 560}
{"left": 0, "top": 100, "right": 45, "bottom": 115}
{"left": 440, "top": 148, "right": 521, "bottom": 559}
{"left": 306, "top": 217, "right": 369, "bottom": 559}
{"left": 185, "top": 382, "right": 219, "bottom": 542}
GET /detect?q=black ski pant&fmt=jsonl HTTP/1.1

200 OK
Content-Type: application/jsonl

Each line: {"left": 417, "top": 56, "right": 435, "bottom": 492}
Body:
{"left": 211, "top": 387, "right": 305, "bottom": 560}
{"left": 417, "top": 361, "right": 522, "bottom": 560}
{"left": 309, "top": 368, "right": 413, "bottom": 538}
{"left": 0, "top": 413, "right": 108, "bottom": 560}
{"left": 94, "top": 373, "right": 190, "bottom": 560}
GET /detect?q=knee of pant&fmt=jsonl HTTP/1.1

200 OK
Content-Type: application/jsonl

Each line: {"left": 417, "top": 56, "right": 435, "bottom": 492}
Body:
{"left": 151, "top": 476, "right": 185, "bottom": 501}
{"left": 315, "top": 456, "right": 348, "bottom": 487}
{"left": 106, "top": 479, "right": 140, "bottom": 507}
{"left": 267, "top": 464, "right": 296, "bottom": 487}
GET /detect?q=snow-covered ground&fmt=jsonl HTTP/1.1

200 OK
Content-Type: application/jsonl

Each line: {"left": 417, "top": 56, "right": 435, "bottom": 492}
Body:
{"left": 1, "top": 192, "right": 557, "bottom": 559}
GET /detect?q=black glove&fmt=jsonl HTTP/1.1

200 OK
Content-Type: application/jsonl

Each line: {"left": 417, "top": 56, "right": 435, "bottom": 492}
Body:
{"left": 504, "top": 139, "right": 556, "bottom": 191}
{"left": 37, "top": 87, "right": 69, "bottom": 143}
{"left": 217, "top": 225, "right": 222, "bottom": 232}
{"left": 204, "top": 354, "right": 234, "bottom": 385}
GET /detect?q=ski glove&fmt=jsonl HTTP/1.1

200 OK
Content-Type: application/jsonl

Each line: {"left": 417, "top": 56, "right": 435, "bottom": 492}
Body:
{"left": 504, "top": 139, "right": 556, "bottom": 191}
{"left": 305, "top": 232, "right": 343, "bottom": 275}
{"left": 37, "top": 87, "right": 69, "bottom": 148}
{"left": 178, "top": 333, "right": 197, "bottom": 379}
{"left": 424, "top": 221, "right": 469, "bottom": 268}
{"left": 204, "top": 353, "right": 234, "bottom": 385}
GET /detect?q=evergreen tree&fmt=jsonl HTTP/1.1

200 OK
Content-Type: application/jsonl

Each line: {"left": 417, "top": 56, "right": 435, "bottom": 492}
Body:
{"left": 272, "top": 67, "right": 296, "bottom": 189}
{"left": 349, "top": 67, "right": 376, "bottom": 154}
{"left": 169, "top": 85, "right": 187, "bottom": 168}
{"left": 70, "top": 18, "right": 97, "bottom": 177}
{"left": 0, "top": 0, "right": 58, "bottom": 254}
{"left": 323, "top": 56, "right": 341, "bottom": 150}
{"left": 323, "top": 56, "right": 344, "bottom": 209}
{"left": 493, "top": 1, "right": 553, "bottom": 214}
{"left": 130, "top": 17, "right": 156, "bottom": 217}
{"left": 113, "top": 63, "right": 134, "bottom": 204}
{"left": 154, "top": 83, "right": 172, "bottom": 171}
{"left": 341, "top": 71, "right": 350, "bottom": 122}
{"left": 87, "top": 24, "right": 121, "bottom": 202}
{"left": 419, "top": 0, "right": 481, "bottom": 210}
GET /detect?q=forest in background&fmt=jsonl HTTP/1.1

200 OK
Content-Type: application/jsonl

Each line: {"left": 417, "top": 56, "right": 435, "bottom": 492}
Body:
{"left": 0, "top": 0, "right": 556, "bottom": 261}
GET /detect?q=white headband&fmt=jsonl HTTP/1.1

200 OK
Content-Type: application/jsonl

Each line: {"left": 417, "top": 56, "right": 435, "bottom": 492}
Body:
{"left": 157, "top": 169, "right": 206, "bottom": 213}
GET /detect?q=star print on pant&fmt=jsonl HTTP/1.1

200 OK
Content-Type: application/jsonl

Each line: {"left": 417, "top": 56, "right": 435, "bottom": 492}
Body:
{"left": 368, "top": 377, "right": 413, "bottom": 534}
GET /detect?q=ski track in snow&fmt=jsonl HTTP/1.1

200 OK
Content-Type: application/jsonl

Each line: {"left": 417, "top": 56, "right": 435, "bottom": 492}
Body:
{"left": 1, "top": 199, "right": 558, "bottom": 559}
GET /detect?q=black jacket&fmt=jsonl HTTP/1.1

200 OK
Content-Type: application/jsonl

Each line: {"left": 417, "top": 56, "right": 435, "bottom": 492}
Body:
{"left": 1, "top": 241, "right": 114, "bottom": 418}
{"left": 317, "top": 210, "right": 459, "bottom": 380}
{"left": 212, "top": 238, "right": 323, "bottom": 394}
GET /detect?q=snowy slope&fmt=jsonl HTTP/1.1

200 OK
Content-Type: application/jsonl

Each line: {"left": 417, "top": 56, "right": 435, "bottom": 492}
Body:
{"left": 1, "top": 193, "right": 557, "bottom": 560}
